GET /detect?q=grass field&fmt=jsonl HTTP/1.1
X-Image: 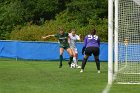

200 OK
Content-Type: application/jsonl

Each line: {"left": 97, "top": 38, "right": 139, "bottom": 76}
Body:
{"left": 0, "top": 60, "right": 139, "bottom": 93}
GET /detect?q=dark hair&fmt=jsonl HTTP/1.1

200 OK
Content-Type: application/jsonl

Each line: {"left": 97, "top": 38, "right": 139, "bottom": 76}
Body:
{"left": 58, "top": 27, "right": 64, "bottom": 32}
{"left": 90, "top": 29, "right": 96, "bottom": 35}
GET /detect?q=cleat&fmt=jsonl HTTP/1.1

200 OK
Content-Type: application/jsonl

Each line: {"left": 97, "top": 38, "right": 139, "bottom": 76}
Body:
{"left": 68, "top": 61, "right": 71, "bottom": 67}
{"left": 98, "top": 70, "right": 100, "bottom": 73}
{"left": 59, "top": 64, "right": 62, "bottom": 68}
{"left": 80, "top": 69, "right": 84, "bottom": 73}
{"left": 69, "top": 64, "right": 71, "bottom": 68}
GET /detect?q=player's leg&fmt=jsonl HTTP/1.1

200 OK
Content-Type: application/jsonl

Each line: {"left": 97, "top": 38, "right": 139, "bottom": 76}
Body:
{"left": 71, "top": 48, "right": 78, "bottom": 66}
{"left": 75, "top": 53, "right": 78, "bottom": 62}
{"left": 59, "top": 48, "right": 64, "bottom": 68}
{"left": 73, "top": 48, "right": 81, "bottom": 68}
{"left": 80, "top": 47, "right": 91, "bottom": 72}
{"left": 94, "top": 56, "right": 100, "bottom": 73}
{"left": 93, "top": 47, "right": 100, "bottom": 73}
{"left": 80, "top": 54, "right": 89, "bottom": 72}
{"left": 66, "top": 48, "right": 73, "bottom": 67}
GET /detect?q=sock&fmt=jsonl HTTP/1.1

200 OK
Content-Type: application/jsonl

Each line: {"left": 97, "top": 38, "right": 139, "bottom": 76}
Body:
{"left": 60, "top": 55, "right": 63, "bottom": 66}
{"left": 68, "top": 56, "right": 73, "bottom": 65}
{"left": 76, "top": 55, "right": 78, "bottom": 63}
{"left": 95, "top": 59, "right": 100, "bottom": 70}
{"left": 73, "top": 57, "right": 77, "bottom": 66}
{"left": 81, "top": 58, "right": 87, "bottom": 69}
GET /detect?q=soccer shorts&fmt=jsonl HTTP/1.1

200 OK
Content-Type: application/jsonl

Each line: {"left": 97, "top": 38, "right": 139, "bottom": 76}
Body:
{"left": 85, "top": 47, "right": 100, "bottom": 56}
{"left": 60, "top": 46, "right": 70, "bottom": 50}
{"left": 71, "top": 47, "right": 78, "bottom": 54}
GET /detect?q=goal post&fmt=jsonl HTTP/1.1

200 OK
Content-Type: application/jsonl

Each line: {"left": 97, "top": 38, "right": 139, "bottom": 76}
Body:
{"left": 108, "top": 0, "right": 114, "bottom": 85}
{"left": 108, "top": 0, "right": 140, "bottom": 84}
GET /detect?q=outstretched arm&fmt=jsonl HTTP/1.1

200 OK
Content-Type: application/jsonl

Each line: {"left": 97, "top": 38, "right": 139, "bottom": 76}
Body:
{"left": 42, "top": 35, "right": 55, "bottom": 39}
{"left": 98, "top": 37, "right": 100, "bottom": 47}
{"left": 82, "top": 36, "right": 87, "bottom": 55}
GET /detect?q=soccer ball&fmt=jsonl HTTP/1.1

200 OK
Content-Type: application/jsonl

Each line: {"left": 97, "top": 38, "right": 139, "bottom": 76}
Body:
{"left": 70, "top": 63, "right": 76, "bottom": 68}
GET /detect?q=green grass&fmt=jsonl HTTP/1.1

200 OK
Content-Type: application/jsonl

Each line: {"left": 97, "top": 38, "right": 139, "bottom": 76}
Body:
{"left": 110, "top": 84, "right": 140, "bottom": 93}
{"left": 0, "top": 60, "right": 139, "bottom": 93}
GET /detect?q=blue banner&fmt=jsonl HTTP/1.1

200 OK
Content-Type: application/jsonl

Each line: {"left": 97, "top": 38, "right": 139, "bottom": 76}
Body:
{"left": 0, "top": 41, "right": 108, "bottom": 61}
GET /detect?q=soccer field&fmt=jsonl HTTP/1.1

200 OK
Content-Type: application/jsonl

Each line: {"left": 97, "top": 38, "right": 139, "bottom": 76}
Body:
{"left": 0, "top": 60, "right": 139, "bottom": 93}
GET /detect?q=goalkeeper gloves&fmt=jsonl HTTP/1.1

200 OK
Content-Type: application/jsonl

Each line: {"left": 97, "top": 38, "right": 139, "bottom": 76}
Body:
{"left": 82, "top": 47, "right": 86, "bottom": 55}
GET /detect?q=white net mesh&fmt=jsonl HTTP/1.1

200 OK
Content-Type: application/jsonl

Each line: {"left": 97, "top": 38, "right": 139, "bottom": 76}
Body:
{"left": 115, "top": 0, "right": 140, "bottom": 84}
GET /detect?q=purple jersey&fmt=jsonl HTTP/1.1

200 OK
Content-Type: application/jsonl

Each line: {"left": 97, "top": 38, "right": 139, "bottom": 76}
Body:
{"left": 83, "top": 34, "right": 100, "bottom": 48}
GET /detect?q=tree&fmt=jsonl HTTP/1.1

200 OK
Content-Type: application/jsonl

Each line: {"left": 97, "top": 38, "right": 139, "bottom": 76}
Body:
{"left": 0, "top": 0, "right": 25, "bottom": 39}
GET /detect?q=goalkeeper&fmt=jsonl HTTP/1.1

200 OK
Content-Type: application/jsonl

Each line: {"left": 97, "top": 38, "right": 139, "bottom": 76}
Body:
{"left": 42, "top": 28, "right": 73, "bottom": 68}
{"left": 80, "top": 29, "right": 100, "bottom": 73}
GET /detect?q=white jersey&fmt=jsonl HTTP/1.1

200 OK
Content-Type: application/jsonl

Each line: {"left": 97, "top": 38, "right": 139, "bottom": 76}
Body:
{"left": 69, "top": 33, "right": 80, "bottom": 49}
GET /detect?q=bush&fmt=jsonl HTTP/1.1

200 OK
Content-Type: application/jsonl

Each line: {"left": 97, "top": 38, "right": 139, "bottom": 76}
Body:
{"left": 10, "top": 18, "right": 107, "bottom": 42}
{"left": 10, "top": 0, "right": 108, "bottom": 42}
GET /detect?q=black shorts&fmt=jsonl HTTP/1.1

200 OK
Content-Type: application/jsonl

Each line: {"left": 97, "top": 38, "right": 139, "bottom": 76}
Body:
{"left": 85, "top": 47, "right": 100, "bottom": 56}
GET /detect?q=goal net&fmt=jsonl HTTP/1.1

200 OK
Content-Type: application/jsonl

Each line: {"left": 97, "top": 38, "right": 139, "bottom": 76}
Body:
{"left": 114, "top": 0, "right": 140, "bottom": 84}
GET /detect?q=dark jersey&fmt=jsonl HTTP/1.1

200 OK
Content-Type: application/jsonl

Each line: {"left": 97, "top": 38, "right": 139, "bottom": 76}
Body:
{"left": 54, "top": 32, "right": 69, "bottom": 47}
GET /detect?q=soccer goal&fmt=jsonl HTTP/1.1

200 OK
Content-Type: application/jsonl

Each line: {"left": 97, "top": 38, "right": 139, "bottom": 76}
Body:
{"left": 108, "top": 0, "right": 140, "bottom": 84}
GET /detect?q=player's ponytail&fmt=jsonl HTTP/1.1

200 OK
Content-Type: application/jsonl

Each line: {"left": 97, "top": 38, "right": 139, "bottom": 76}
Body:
{"left": 90, "top": 29, "right": 96, "bottom": 36}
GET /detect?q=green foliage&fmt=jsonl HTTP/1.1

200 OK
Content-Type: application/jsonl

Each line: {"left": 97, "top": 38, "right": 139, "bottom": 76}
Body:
{"left": 66, "top": 0, "right": 108, "bottom": 25}
{"left": 0, "top": 0, "right": 65, "bottom": 39}
{"left": 10, "top": 18, "right": 107, "bottom": 42}
{"left": 1, "top": 0, "right": 108, "bottom": 41}
{"left": 0, "top": 1, "right": 25, "bottom": 39}
{"left": 11, "top": 24, "right": 43, "bottom": 41}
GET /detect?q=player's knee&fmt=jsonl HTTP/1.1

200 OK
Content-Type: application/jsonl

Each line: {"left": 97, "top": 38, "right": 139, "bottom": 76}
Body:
{"left": 60, "top": 51, "right": 63, "bottom": 55}
{"left": 95, "top": 58, "right": 99, "bottom": 62}
{"left": 60, "top": 55, "right": 63, "bottom": 58}
{"left": 69, "top": 54, "right": 73, "bottom": 57}
{"left": 84, "top": 55, "right": 89, "bottom": 59}
{"left": 83, "top": 57, "right": 88, "bottom": 61}
{"left": 73, "top": 54, "right": 76, "bottom": 57}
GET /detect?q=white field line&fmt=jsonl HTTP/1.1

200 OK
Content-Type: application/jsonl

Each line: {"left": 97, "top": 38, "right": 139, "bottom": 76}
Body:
{"left": 102, "top": 84, "right": 112, "bottom": 93}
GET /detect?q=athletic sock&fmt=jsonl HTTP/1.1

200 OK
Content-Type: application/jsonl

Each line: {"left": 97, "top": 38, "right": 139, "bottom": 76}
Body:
{"left": 59, "top": 55, "right": 63, "bottom": 67}
{"left": 95, "top": 59, "right": 100, "bottom": 70}
{"left": 73, "top": 57, "right": 77, "bottom": 66}
{"left": 68, "top": 56, "right": 73, "bottom": 66}
{"left": 81, "top": 58, "right": 87, "bottom": 69}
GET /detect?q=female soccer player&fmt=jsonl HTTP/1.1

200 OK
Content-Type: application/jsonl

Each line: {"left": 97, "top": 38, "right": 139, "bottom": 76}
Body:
{"left": 42, "top": 28, "right": 73, "bottom": 68}
{"left": 69, "top": 29, "right": 81, "bottom": 68}
{"left": 80, "top": 29, "right": 100, "bottom": 73}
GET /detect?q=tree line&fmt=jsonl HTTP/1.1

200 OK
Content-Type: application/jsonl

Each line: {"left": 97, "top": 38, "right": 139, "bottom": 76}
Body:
{"left": 0, "top": 0, "right": 108, "bottom": 41}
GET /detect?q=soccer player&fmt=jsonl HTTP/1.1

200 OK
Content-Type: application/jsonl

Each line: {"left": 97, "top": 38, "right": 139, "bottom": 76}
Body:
{"left": 80, "top": 29, "right": 100, "bottom": 73}
{"left": 42, "top": 28, "right": 73, "bottom": 68}
{"left": 69, "top": 29, "right": 81, "bottom": 68}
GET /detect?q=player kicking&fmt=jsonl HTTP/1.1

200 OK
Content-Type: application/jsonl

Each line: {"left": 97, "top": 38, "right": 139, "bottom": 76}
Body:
{"left": 42, "top": 28, "right": 73, "bottom": 68}
{"left": 80, "top": 29, "right": 100, "bottom": 73}
{"left": 69, "top": 29, "right": 81, "bottom": 68}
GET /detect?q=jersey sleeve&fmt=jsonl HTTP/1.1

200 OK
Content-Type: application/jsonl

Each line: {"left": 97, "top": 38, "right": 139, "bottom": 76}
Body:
{"left": 83, "top": 36, "right": 87, "bottom": 47}
{"left": 97, "top": 37, "right": 100, "bottom": 47}
{"left": 65, "top": 32, "right": 69, "bottom": 36}
{"left": 54, "top": 34, "right": 59, "bottom": 38}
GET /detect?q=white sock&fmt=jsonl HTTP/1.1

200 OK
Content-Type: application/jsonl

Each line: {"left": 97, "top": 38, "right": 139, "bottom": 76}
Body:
{"left": 73, "top": 57, "right": 77, "bottom": 66}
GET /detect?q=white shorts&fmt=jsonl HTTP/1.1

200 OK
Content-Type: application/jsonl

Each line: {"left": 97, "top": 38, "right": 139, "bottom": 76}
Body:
{"left": 70, "top": 47, "right": 78, "bottom": 54}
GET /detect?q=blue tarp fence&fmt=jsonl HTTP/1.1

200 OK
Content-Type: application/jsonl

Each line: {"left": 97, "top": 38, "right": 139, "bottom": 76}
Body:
{"left": 0, "top": 40, "right": 108, "bottom": 61}
{"left": 118, "top": 43, "right": 140, "bottom": 62}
